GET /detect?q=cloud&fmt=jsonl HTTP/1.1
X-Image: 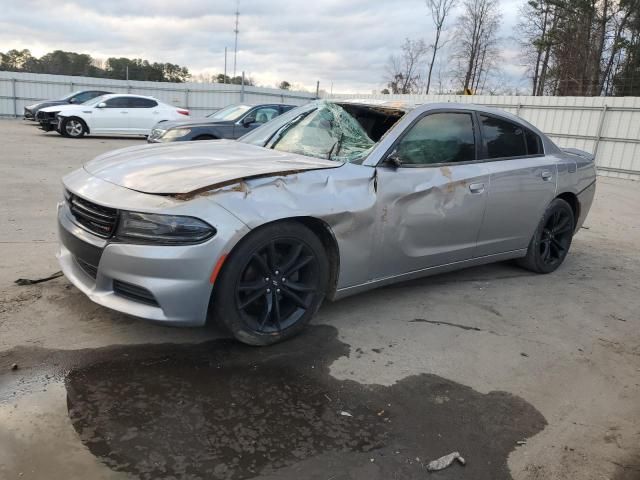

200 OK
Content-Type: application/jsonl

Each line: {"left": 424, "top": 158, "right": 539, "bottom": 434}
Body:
{"left": 0, "top": 0, "right": 526, "bottom": 93}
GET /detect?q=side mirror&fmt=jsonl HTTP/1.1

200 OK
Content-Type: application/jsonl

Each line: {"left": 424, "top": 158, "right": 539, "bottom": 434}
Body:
{"left": 242, "top": 116, "right": 255, "bottom": 126}
{"left": 385, "top": 150, "right": 403, "bottom": 168}
{"left": 69, "top": 98, "right": 78, "bottom": 104}
{"left": 96, "top": 102, "right": 107, "bottom": 108}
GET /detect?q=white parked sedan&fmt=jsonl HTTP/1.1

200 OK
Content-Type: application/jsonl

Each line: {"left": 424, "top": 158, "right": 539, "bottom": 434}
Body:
{"left": 37, "top": 94, "right": 189, "bottom": 138}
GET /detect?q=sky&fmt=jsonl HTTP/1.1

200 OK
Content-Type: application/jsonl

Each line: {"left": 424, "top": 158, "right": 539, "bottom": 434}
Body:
{"left": 0, "top": 0, "right": 527, "bottom": 93}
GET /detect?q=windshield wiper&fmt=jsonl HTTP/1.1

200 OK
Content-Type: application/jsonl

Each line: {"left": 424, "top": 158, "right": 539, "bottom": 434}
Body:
{"left": 327, "top": 132, "right": 344, "bottom": 160}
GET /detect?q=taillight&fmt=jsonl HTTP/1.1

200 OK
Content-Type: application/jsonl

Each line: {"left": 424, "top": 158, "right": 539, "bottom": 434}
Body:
{"left": 177, "top": 109, "right": 189, "bottom": 116}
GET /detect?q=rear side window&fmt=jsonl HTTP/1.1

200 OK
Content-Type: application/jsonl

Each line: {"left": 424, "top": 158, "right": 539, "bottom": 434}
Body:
{"left": 525, "top": 129, "right": 543, "bottom": 155}
{"left": 396, "top": 112, "right": 476, "bottom": 165}
{"left": 480, "top": 115, "right": 527, "bottom": 158}
{"left": 130, "top": 97, "right": 158, "bottom": 108}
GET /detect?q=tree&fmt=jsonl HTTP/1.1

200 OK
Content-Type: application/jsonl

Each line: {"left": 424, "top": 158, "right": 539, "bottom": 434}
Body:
{"left": 384, "top": 38, "right": 429, "bottom": 93}
{"left": 0, "top": 49, "right": 39, "bottom": 71}
{"left": 278, "top": 80, "right": 291, "bottom": 90}
{"left": 453, "top": 0, "right": 501, "bottom": 93}
{"left": 215, "top": 73, "right": 255, "bottom": 86}
{"left": 425, "top": 0, "right": 457, "bottom": 94}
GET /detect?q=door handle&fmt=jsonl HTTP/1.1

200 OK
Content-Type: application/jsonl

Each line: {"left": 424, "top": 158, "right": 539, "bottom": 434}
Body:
{"left": 541, "top": 170, "right": 553, "bottom": 181}
{"left": 120, "top": 111, "right": 128, "bottom": 114}
{"left": 469, "top": 182, "right": 485, "bottom": 194}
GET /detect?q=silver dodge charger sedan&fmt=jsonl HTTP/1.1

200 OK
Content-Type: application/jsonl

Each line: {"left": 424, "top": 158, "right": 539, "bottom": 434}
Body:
{"left": 58, "top": 100, "right": 596, "bottom": 345}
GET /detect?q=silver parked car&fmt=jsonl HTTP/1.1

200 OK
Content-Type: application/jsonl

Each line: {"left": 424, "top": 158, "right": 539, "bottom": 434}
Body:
{"left": 57, "top": 100, "right": 596, "bottom": 345}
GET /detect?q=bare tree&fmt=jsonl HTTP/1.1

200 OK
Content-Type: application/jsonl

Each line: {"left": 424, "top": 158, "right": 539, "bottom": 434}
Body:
{"left": 453, "top": 0, "right": 501, "bottom": 92}
{"left": 384, "top": 38, "right": 429, "bottom": 93}
{"left": 425, "top": 0, "right": 457, "bottom": 93}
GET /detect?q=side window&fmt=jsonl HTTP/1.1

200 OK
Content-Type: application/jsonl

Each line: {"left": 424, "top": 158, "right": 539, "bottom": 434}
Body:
{"left": 129, "top": 97, "right": 158, "bottom": 108}
{"left": 525, "top": 129, "right": 543, "bottom": 155}
{"left": 71, "top": 91, "right": 95, "bottom": 104}
{"left": 396, "top": 112, "right": 476, "bottom": 165}
{"left": 253, "top": 107, "right": 280, "bottom": 124}
{"left": 480, "top": 115, "right": 527, "bottom": 158}
{"left": 104, "top": 97, "right": 130, "bottom": 108}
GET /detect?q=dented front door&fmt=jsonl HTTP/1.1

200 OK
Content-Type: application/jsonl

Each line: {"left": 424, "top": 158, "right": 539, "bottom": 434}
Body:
{"left": 371, "top": 163, "right": 490, "bottom": 280}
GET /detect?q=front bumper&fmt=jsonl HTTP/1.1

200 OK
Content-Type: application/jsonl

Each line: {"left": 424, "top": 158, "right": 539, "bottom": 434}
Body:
{"left": 57, "top": 173, "right": 250, "bottom": 326}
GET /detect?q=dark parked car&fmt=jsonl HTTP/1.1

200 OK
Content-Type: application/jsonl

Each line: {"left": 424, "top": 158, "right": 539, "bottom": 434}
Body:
{"left": 147, "top": 103, "right": 295, "bottom": 143}
{"left": 25, "top": 90, "right": 111, "bottom": 121}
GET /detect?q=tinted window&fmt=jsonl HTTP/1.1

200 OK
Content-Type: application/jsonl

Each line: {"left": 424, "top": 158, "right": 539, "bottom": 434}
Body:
{"left": 130, "top": 97, "right": 158, "bottom": 108}
{"left": 104, "top": 97, "right": 130, "bottom": 108}
{"left": 525, "top": 129, "right": 543, "bottom": 155}
{"left": 396, "top": 112, "right": 476, "bottom": 165}
{"left": 253, "top": 107, "right": 280, "bottom": 123}
{"left": 71, "top": 91, "right": 98, "bottom": 103}
{"left": 480, "top": 115, "right": 527, "bottom": 158}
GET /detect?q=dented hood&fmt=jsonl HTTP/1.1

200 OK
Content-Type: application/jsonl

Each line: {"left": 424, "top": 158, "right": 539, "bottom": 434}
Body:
{"left": 83, "top": 139, "right": 341, "bottom": 195}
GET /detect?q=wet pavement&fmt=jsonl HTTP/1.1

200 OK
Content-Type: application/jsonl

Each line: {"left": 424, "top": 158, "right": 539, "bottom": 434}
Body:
{"left": 1, "top": 325, "right": 546, "bottom": 479}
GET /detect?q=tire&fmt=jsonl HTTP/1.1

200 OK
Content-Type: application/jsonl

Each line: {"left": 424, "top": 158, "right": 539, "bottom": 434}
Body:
{"left": 61, "top": 117, "right": 87, "bottom": 138}
{"left": 517, "top": 198, "right": 575, "bottom": 274}
{"left": 212, "top": 222, "right": 329, "bottom": 346}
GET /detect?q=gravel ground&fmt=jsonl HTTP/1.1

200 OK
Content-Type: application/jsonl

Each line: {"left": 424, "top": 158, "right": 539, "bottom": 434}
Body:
{"left": 0, "top": 118, "right": 639, "bottom": 480}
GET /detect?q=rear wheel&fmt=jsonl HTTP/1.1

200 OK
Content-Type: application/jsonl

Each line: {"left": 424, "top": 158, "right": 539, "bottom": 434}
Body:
{"left": 61, "top": 117, "right": 87, "bottom": 138}
{"left": 517, "top": 198, "right": 575, "bottom": 273}
{"left": 212, "top": 222, "right": 329, "bottom": 346}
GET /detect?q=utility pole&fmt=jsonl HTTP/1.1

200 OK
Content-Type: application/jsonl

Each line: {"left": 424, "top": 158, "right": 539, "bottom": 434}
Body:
{"left": 224, "top": 47, "right": 228, "bottom": 84}
{"left": 233, "top": 0, "right": 240, "bottom": 78}
{"left": 126, "top": 65, "right": 129, "bottom": 81}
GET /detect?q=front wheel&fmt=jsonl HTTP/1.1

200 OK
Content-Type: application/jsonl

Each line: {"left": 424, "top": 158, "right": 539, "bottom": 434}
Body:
{"left": 61, "top": 117, "right": 87, "bottom": 138}
{"left": 517, "top": 198, "right": 575, "bottom": 274}
{"left": 212, "top": 222, "right": 329, "bottom": 346}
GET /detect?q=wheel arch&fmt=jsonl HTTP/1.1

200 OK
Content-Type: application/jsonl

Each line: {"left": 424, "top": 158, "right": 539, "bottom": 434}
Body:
{"left": 556, "top": 191, "right": 580, "bottom": 226}
{"left": 64, "top": 115, "right": 90, "bottom": 134}
{"left": 218, "top": 216, "right": 341, "bottom": 301}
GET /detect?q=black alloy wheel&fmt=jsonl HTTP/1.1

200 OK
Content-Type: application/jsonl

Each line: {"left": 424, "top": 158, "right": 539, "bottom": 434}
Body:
{"left": 518, "top": 198, "right": 575, "bottom": 274}
{"left": 212, "top": 222, "right": 329, "bottom": 346}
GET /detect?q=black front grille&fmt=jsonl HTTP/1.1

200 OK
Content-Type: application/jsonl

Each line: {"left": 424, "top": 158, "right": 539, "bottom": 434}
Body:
{"left": 68, "top": 194, "right": 118, "bottom": 238}
{"left": 113, "top": 280, "right": 159, "bottom": 306}
{"left": 74, "top": 256, "right": 98, "bottom": 279}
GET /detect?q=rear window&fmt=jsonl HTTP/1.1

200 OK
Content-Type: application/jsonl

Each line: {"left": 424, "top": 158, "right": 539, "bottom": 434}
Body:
{"left": 480, "top": 115, "right": 527, "bottom": 158}
{"left": 130, "top": 97, "right": 158, "bottom": 108}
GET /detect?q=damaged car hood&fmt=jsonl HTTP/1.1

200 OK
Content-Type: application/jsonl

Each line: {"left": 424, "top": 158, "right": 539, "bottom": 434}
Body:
{"left": 84, "top": 139, "right": 341, "bottom": 195}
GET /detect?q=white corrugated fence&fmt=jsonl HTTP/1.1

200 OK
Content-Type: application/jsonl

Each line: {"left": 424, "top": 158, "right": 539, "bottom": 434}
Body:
{"left": 0, "top": 71, "right": 316, "bottom": 118}
{"left": 1, "top": 71, "right": 638, "bottom": 179}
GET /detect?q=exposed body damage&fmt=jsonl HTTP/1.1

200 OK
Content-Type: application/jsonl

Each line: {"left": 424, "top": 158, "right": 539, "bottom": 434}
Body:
{"left": 198, "top": 163, "right": 379, "bottom": 291}
{"left": 57, "top": 99, "right": 596, "bottom": 344}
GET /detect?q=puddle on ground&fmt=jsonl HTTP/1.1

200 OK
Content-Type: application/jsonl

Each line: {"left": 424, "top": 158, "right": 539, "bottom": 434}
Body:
{"left": 1, "top": 325, "right": 546, "bottom": 479}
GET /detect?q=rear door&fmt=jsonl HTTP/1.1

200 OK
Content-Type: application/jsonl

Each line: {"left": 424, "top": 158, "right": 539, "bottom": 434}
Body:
{"left": 474, "top": 114, "right": 557, "bottom": 256}
{"left": 371, "top": 111, "right": 490, "bottom": 279}
{"left": 128, "top": 97, "right": 159, "bottom": 133}
{"left": 91, "top": 96, "right": 131, "bottom": 133}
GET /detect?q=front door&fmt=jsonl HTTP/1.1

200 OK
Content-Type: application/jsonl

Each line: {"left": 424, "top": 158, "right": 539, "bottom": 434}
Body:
{"left": 91, "top": 96, "right": 131, "bottom": 134}
{"left": 234, "top": 106, "right": 281, "bottom": 137}
{"left": 371, "top": 111, "right": 489, "bottom": 280}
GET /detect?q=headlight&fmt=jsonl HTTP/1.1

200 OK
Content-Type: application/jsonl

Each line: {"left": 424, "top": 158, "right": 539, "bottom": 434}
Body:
{"left": 115, "top": 212, "right": 215, "bottom": 245}
{"left": 161, "top": 128, "right": 191, "bottom": 140}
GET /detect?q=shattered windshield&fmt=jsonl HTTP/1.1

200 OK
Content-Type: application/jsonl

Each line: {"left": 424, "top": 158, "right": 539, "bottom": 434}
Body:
{"left": 270, "top": 101, "right": 375, "bottom": 163}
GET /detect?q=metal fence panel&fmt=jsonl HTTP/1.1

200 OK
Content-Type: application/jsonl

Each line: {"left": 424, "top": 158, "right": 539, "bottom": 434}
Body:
{"left": 327, "top": 92, "right": 640, "bottom": 179}
{"left": 0, "top": 71, "right": 316, "bottom": 117}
